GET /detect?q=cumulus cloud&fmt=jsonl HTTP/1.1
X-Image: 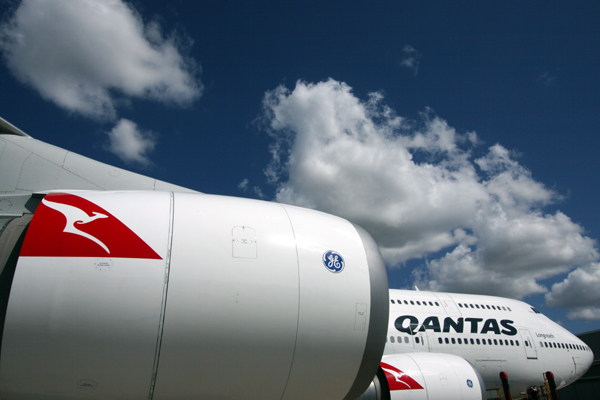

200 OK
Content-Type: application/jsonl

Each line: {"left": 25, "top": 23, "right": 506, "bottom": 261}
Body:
{"left": 0, "top": 0, "right": 202, "bottom": 120}
{"left": 261, "top": 79, "right": 598, "bottom": 305}
{"left": 546, "top": 264, "right": 600, "bottom": 320}
{"left": 401, "top": 45, "right": 422, "bottom": 76}
{"left": 105, "top": 119, "right": 156, "bottom": 166}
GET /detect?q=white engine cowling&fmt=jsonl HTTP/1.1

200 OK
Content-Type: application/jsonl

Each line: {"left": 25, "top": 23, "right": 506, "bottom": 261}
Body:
{"left": 0, "top": 191, "right": 389, "bottom": 400}
{"left": 358, "top": 353, "right": 486, "bottom": 400}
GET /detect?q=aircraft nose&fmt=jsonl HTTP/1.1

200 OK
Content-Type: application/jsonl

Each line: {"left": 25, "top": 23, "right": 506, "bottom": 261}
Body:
{"left": 574, "top": 345, "right": 594, "bottom": 383}
{"left": 583, "top": 349, "right": 594, "bottom": 375}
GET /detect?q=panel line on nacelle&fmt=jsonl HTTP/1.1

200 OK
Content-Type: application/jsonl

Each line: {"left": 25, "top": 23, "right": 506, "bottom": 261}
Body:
{"left": 148, "top": 191, "right": 175, "bottom": 400}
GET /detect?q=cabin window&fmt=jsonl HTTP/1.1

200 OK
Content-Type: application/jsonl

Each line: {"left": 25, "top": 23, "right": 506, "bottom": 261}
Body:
{"left": 451, "top": 338, "right": 456, "bottom": 344}
{"left": 404, "top": 300, "right": 409, "bottom": 305}
{"left": 416, "top": 301, "right": 421, "bottom": 305}
{"left": 435, "top": 302, "right": 440, "bottom": 306}
{"left": 458, "top": 303, "right": 463, "bottom": 308}
{"left": 476, "top": 339, "right": 480, "bottom": 344}
{"left": 470, "top": 338, "right": 475, "bottom": 344}
{"left": 390, "top": 336, "right": 395, "bottom": 343}
{"left": 410, "top": 301, "right": 415, "bottom": 305}
{"left": 458, "top": 338, "right": 462, "bottom": 344}
{"left": 405, "top": 337, "right": 409, "bottom": 344}
{"left": 438, "top": 338, "right": 443, "bottom": 344}
{"left": 445, "top": 338, "right": 449, "bottom": 344}
{"left": 391, "top": 300, "right": 395, "bottom": 304}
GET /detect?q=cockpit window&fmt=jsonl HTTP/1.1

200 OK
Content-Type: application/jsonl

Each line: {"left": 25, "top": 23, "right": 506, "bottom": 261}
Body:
{"left": 531, "top": 307, "right": 542, "bottom": 314}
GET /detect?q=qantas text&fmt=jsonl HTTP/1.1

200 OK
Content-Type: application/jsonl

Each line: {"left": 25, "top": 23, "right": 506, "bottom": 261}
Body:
{"left": 394, "top": 315, "right": 518, "bottom": 336}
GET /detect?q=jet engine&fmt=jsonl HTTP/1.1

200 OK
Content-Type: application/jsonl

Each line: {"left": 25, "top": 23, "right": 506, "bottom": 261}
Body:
{"left": 357, "top": 353, "right": 486, "bottom": 400}
{"left": 0, "top": 191, "right": 389, "bottom": 400}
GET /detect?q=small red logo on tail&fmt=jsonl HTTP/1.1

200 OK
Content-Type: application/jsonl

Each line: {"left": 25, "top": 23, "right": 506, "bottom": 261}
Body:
{"left": 20, "top": 193, "right": 162, "bottom": 259}
{"left": 381, "top": 362, "right": 424, "bottom": 391}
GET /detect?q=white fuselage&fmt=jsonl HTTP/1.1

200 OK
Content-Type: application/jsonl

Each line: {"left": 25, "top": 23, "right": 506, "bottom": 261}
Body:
{"left": 384, "top": 289, "right": 594, "bottom": 395}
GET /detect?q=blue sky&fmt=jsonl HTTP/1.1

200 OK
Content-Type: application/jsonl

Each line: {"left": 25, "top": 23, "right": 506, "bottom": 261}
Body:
{"left": 1, "top": 0, "right": 599, "bottom": 334}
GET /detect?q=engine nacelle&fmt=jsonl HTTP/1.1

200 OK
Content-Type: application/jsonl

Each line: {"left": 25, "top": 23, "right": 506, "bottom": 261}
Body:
{"left": 0, "top": 191, "right": 389, "bottom": 400}
{"left": 358, "top": 353, "right": 486, "bottom": 400}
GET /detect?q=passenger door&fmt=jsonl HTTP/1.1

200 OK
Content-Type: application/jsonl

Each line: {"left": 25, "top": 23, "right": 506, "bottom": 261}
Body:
{"left": 519, "top": 329, "right": 538, "bottom": 359}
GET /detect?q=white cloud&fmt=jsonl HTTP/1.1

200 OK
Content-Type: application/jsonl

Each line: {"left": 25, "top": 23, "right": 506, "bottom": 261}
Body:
{"left": 565, "top": 308, "right": 600, "bottom": 321}
{"left": 253, "top": 186, "right": 266, "bottom": 199}
{"left": 537, "top": 71, "right": 557, "bottom": 87}
{"left": 0, "top": 0, "right": 202, "bottom": 120}
{"left": 238, "top": 178, "right": 250, "bottom": 190}
{"left": 546, "top": 263, "right": 600, "bottom": 320}
{"left": 237, "top": 178, "right": 266, "bottom": 199}
{"left": 105, "top": 119, "right": 156, "bottom": 165}
{"left": 416, "top": 209, "right": 598, "bottom": 298}
{"left": 261, "top": 78, "right": 599, "bottom": 304}
{"left": 401, "top": 45, "right": 422, "bottom": 76}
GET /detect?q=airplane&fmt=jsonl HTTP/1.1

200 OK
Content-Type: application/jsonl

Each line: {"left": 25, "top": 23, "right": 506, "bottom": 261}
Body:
{"left": 357, "top": 290, "right": 594, "bottom": 399}
{"left": 0, "top": 117, "right": 389, "bottom": 400}
{"left": 0, "top": 117, "right": 594, "bottom": 399}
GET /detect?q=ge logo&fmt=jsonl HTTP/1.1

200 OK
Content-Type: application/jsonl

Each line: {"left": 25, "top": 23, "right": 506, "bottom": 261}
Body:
{"left": 467, "top": 379, "right": 473, "bottom": 388}
{"left": 323, "top": 250, "right": 345, "bottom": 273}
